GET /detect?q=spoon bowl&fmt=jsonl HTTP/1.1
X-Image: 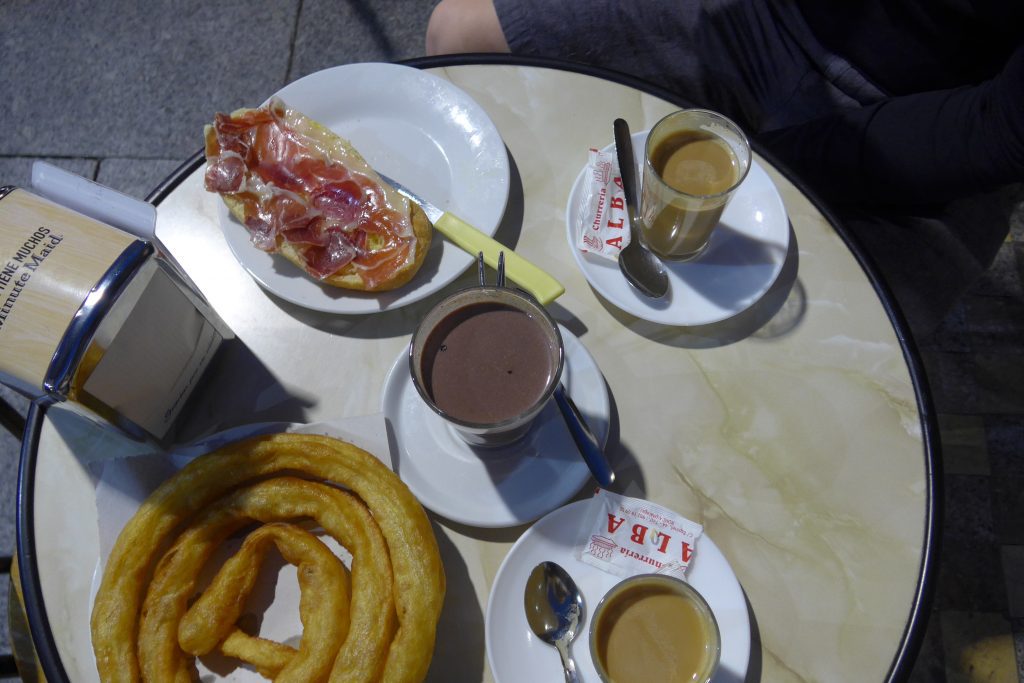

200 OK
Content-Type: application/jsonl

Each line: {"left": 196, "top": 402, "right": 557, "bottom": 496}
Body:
{"left": 614, "top": 118, "right": 669, "bottom": 299}
{"left": 619, "top": 236, "right": 669, "bottom": 298}
{"left": 524, "top": 561, "right": 584, "bottom": 683}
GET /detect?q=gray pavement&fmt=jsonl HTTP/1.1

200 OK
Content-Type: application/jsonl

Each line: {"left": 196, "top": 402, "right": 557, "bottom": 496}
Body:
{"left": 2, "top": 1, "right": 1023, "bottom": 681}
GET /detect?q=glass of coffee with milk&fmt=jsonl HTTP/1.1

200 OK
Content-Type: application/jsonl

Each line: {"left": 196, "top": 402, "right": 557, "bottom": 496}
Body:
{"left": 639, "top": 110, "right": 751, "bottom": 261}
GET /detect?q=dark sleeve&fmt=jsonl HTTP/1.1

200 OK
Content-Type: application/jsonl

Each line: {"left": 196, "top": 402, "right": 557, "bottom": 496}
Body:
{"left": 758, "top": 43, "right": 1024, "bottom": 206}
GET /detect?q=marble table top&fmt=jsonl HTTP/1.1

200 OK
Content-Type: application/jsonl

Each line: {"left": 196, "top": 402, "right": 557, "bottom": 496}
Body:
{"left": 23, "top": 61, "right": 934, "bottom": 682}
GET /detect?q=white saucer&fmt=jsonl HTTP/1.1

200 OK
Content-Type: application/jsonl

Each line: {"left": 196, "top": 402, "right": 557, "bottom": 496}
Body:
{"left": 380, "top": 325, "right": 610, "bottom": 528}
{"left": 565, "top": 131, "right": 789, "bottom": 326}
{"left": 486, "top": 500, "right": 751, "bottom": 683}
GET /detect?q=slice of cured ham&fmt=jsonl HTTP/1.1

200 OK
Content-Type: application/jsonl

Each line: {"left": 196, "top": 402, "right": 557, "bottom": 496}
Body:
{"left": 204, "top": 98, "right": 428, "bottom": 291}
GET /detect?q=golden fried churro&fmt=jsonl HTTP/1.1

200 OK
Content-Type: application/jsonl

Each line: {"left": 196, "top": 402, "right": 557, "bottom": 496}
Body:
{"left": 91, "top": 433, "right": 445, "bottom": 683}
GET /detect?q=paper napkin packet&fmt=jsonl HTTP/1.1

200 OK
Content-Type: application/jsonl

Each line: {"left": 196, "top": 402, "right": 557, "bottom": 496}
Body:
{"left": 578, "top": 489, "right": 703, "bottom": 580}
{"left": 574, "top": 148, "right": 632, "bottom": 261}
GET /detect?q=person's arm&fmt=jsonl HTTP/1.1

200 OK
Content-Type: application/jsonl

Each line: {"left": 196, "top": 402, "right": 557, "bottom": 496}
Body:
{"left": 759, "top": 44, "right": 1024, "bottom": 206}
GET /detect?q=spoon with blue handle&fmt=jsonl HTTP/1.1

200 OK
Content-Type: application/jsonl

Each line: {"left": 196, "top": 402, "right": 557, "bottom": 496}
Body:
{"left": 554, "top": 385, "right": 615, "bottom": 487}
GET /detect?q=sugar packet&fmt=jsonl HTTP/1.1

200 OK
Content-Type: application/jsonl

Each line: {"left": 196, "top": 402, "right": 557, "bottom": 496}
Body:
{"left": 574, "top": 148, "right": 631, "bottom": 260}
{"left": 579, "top": 489, "right": 703, "bottom": 580}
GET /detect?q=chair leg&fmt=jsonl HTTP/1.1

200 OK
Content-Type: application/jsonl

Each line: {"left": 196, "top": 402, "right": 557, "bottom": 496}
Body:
{"left": 3, "top": 555, "right": 21, "bottom": 678}
{"left": 0, "top": 399, "right": 25, "bottom": 438}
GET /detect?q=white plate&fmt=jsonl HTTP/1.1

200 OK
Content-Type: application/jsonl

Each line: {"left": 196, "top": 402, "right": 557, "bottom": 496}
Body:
{"left": 565, "top": 131, "right": 789, "bottom": 326}
{"left": 486, "top": 500, "right": 751, "bottom": 683}
{"left": 381, "top": 326, "right": 610, "bottom": 528}
{"left": 218, "top": 62, "right": 511, "bottom": 314}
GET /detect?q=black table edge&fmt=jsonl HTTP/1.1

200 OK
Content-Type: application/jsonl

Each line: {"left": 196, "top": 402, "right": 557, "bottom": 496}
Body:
{"left": 16, "top": 54, "right": 940, "bottom": 683}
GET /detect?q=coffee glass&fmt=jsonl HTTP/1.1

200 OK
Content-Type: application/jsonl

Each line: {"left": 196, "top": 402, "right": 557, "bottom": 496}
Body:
{"left": 590, "top": 574, "right": 721, "bottom": 683}
{"left": 639, "top": 109, "right": 751, "bottom": 261}
{"left": 409, "top": 285, "right": 564, "bottom": 447}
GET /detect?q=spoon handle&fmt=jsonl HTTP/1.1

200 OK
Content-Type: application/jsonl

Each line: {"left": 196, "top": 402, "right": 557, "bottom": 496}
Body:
{"left": 613, "top": 118, "right": 642, "bottom": 241}
{"left": 554, "top": 385, "right": 615, "bottom": 487}
{"left": 555, "top": 641, "right": 580, "bottom": 683}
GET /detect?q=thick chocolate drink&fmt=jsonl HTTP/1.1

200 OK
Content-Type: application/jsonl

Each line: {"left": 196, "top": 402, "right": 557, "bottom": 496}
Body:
{"left": 421, "top": 302, "right": 555, "bottom": 424}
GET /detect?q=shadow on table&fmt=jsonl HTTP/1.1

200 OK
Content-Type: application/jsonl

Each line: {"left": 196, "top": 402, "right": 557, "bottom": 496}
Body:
{"left": 592, "top": 388, "right": 648, "bottom": 499}
{"left": 172, "top": 338, "right": 316, "bottom": 444}
{"left": 596, "top": 224, "right": 805, "bottom": 349}
{"left": 741, "top": 589, "right": 764, "bottom": 683}
{"left": 425, "top": 521, "right": 485, "bottom": 682}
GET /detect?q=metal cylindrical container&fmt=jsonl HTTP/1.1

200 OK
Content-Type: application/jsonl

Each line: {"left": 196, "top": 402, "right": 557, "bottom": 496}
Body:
{"left": 0, "top": 186, "right": 232, "bottom": 442}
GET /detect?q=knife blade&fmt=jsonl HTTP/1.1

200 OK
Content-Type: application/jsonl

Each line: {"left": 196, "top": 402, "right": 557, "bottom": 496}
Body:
{"left": 379, "top": 172, "right": 565, "bottom": 305}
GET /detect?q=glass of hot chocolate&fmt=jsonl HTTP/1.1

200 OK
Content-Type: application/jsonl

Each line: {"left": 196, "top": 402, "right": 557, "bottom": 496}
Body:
{"left": 408, "top": 284, "right": 564, "bottom": 447}
{"left": 639, "top": 109, "right": 751, "bottom": 262}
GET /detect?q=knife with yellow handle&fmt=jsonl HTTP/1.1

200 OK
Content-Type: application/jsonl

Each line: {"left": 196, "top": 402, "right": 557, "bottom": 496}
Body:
{"left": 380, "top": 173, "right": 565, "bottom": 305}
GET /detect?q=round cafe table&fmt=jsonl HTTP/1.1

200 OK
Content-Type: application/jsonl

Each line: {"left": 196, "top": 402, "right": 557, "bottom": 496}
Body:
{"left": 16, "top": 56, "right": 938, "bottom": 682}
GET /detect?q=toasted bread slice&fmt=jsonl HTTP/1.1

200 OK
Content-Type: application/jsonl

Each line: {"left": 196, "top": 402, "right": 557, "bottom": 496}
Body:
{"left": 205, "top": 100, "right": 432, "bottom": 292}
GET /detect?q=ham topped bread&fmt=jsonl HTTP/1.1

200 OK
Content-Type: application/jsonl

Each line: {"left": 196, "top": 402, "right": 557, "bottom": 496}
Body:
{"left": 204, "top": 98, "right": 432, "bottom": 291}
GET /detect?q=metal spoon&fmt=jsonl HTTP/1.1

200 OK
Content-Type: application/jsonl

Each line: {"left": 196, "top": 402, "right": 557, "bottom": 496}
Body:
{"left": 481, "top": 247, "right": 613, "bottom": 484}
{"left": 614, "top": 118, "right": 669, "bottom": 298}
{"left": 524, "top": 561, "right": 584, "bottom": 683}
{"left": 553, "top": 385, "right": 615, "bottom": 487}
